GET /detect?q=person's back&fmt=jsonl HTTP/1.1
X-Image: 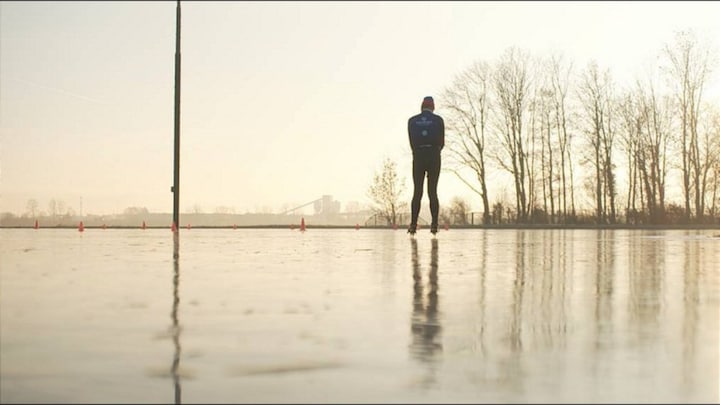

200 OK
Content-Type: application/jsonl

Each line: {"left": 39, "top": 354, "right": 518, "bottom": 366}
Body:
{"left": 408, "top": 96, "right": 444, "bottom": 235}
{"left": 408, "top": 110, "right": 444, "bottom": 151}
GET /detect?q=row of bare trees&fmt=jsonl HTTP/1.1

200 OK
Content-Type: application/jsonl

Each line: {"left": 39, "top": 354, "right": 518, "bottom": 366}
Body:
{"left": 443, "top": 30, "right": 719, "bottom": 225}
{"left": 24, "top": 198, "right": 76, "bottom": 219}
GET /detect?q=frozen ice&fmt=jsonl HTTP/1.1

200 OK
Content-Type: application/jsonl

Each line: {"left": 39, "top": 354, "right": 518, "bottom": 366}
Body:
{"left": 1, "top": 228, "right": 718, "bottom": 403}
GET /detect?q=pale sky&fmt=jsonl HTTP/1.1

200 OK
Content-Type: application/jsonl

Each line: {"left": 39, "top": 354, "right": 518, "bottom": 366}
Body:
{"left": 1, "top": 1, "right": 719, "bottom": 216}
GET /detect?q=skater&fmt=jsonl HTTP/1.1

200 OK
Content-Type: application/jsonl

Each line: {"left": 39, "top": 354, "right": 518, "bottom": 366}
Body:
{"left": 407, "top": 96, "right": 444, "bottom": 235}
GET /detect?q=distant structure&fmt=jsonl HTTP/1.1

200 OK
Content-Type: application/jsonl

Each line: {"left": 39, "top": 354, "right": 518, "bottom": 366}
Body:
{"left": 282, "top": 195, "right": 340, "bottom": 216}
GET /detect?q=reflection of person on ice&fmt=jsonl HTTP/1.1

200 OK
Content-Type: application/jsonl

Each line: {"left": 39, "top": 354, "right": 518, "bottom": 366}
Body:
{"left": 407, "top": 96, "right": 444, "bottom": 235}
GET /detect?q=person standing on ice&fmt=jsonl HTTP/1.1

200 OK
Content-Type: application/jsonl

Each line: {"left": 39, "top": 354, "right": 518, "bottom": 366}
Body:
{"left": 407, "top": 96, "right": 444, "bottom": 235}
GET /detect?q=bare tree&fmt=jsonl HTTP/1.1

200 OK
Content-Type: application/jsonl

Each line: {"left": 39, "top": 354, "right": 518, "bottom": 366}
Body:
{"left": 707, "top": 110, "right": 720, "bottom": 217}
{"left": 549, "top": 53, "right": 577, "bottom": 221}
{"left": 617, "top": 90, "right": 645, "bottom": 223}
{"left": 214, "top": 206, "right": 235, "bottom": 214}
{"left": 442, "top": 60, "right": 492, "bottom": 224}
{"left": 577, "top": 60, "right": 617, "bottom": 224}
{"left": 56, "top": 200, "right": 67, "bottom": 217}
{"left": 539, "top": 86, "right": 555, "bottom": 222}
{"left": 367, "top": 157, "right": 407, "bottom": 226}
{"left": 48, "top": 199, "right": 57, "bottom": 219}
{"left": 447, "top": 196, "right": 471, "bottom": 225}
{"left": 491, "top": 47, "right": 533, "bottom": 222}
{"left": 698, "top": 105, "right": 720, "bottom": 220}
{"left": 527, "top": 68, "right": 541, "bottom": 222}
{"left": 124, "top": 206, "right": 149, "bottom": 216}
{"left": 25, "top": 199, "right": 39, "bottom": 218}
{"left": 531, "top": 56, "right": 560, "bottom": 223}
{"left": 662, "top": 30, "right": 715, "bottom": 221}
{"left": 637, "top": 79, "right": 672, "bottom": 223}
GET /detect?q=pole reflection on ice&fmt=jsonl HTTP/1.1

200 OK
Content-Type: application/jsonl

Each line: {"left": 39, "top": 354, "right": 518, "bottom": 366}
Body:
{"left": 171, "top": 232, "right": 182, "bottom": 404}
{"left": 409, "top": 237, "right": 442, "bottom": 387}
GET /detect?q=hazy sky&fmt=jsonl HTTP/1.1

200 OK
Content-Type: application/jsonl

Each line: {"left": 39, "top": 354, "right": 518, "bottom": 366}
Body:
{"left": 1, "top": 1, "right": 719, "bottom": 216}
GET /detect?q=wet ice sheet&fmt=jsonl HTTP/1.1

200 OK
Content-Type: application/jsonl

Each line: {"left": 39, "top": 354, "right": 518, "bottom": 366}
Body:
{"left": 1, "top": 228, "right": 718, "bottom": 403}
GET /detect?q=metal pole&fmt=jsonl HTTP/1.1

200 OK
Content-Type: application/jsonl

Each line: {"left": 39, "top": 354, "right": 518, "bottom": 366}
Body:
{"left": 172, "top": 0, "right": 181, "bottom": 232}
{"left": 171, "top": 5, "right": 182, "bottom": 398}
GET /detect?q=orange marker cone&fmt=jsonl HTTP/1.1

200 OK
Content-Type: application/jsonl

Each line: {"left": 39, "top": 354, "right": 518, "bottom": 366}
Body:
{"left": 444, "top": 223, "right": 449, "bottom": 231}
{"left": 102, "top": 224, "right": 107, "bottom": 230}
{"left": 290, "top": 223, "right": 295, "bottom": 230}
{"left": 142, "top": 221, "right": 146, "bottom": 230}
{"left": 233, "top": 224, "right": 237, "bottom": 230}
{"left": 186, "top": 223, "right": 191, "bottom": 230}
{"left": 355, "top": 223, "right": 359, "bottom": 230}
{"left": 78, "top": 221, "right": 85, "bottom": 232}
{"left": 171, "top": 222, "right": 177, "bottom": 232}
{"left": 34, "top": 219, "right": 39, "bottom": 229}
{"left": 300, "top": 217, "right": 306, "bottom": 232}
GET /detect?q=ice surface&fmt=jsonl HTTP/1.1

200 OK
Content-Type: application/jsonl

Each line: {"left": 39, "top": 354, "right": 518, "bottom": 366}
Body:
{"left": 1, "top": 228, "right": 718, "bottom": 403}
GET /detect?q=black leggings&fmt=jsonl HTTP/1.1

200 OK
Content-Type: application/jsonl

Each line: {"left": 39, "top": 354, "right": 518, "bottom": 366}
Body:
{"left": 410, "top": 148, "right": 441, "bottom": 227}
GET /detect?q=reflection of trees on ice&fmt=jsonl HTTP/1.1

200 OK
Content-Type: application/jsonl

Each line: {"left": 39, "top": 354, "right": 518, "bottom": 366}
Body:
{"left": 409, "top": 238, "right": 442, "bottom": 388}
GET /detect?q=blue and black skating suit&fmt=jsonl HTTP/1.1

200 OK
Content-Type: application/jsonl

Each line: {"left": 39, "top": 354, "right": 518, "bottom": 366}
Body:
{"left": 408, "top": 110, "right": 444, "bottom": 152}
{"left": 408, "top": 110, "right": 444, "bottom": 228}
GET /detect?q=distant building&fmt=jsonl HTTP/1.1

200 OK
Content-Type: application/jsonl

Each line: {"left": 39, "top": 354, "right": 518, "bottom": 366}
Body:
{"left": 344, "top": 201, "right": 361, "bottom": 213}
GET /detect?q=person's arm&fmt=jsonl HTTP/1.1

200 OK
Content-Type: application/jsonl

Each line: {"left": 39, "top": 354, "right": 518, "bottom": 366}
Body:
{"left": 439, "top": 116, "right": 445, "bottom": 150}
{"left": 408, "top": 118, "right": 414, "bottom": 150}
